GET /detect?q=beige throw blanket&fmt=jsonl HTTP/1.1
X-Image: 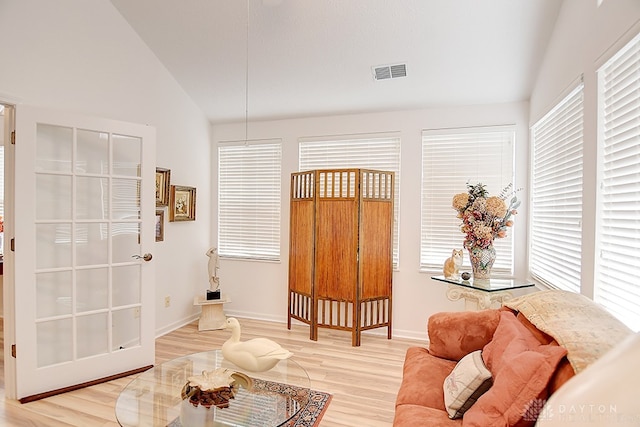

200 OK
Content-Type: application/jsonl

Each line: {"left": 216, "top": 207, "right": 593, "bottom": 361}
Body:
{"left": 504, "top": 290, "right": 632, "bottom": 373}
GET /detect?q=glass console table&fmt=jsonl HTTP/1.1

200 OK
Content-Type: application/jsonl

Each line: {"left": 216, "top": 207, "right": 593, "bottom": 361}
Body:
{"left": 432, "top": 275, "right": 535, "bottom": 310}
{"left": 115, "top": 350, "right": 310, "bottom": 427}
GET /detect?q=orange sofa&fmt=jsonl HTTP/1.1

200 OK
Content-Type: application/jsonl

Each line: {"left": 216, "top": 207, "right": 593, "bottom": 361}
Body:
{"left": 393, "top": 290, "right": 632, "bottom": 427}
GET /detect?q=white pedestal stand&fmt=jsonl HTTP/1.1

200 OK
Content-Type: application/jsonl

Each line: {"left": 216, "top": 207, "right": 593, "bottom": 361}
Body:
{"left": 193, "top": 294, "right": 230, "bottom": 331}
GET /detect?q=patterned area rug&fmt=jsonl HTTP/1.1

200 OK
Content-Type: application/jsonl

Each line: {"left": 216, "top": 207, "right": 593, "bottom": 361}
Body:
{"left": 282, "top": 388, "right": 332, "bottom": 427}
{"left": 169, "top": 378, "right": 332, "bottom": 427}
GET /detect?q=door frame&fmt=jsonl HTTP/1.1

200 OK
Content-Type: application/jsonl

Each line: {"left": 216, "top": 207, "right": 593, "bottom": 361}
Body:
{"left": 2, "top": 100, "right": 17, "bottom": 399}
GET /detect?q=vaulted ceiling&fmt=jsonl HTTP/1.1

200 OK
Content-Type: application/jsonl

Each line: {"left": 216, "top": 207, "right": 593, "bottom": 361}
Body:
{"left": 110, "top": 0, "right": 563, "bottom": 124}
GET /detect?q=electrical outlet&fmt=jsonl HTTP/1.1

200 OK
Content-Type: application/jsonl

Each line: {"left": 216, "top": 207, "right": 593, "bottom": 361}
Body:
{"left": 165, "top": 296, "right": 171, "bottom": 307}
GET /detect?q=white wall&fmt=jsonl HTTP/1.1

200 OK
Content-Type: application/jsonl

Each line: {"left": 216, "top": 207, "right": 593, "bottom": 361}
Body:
{"left": 0, "top": 117, "right": 3, "bottom": 317}
{"left": 530, "top": 0, "right": 640, "bottom": 299}
{"left": 212, "top": 102, "right": 531, "bottom": 339}
{"left": 0, "top": 0, "right": 212, "bottom": 334}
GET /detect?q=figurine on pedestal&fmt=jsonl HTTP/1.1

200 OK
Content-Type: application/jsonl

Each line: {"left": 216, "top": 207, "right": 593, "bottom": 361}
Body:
{"left": 206, "top": 247, "right": 221, "bottom": 300}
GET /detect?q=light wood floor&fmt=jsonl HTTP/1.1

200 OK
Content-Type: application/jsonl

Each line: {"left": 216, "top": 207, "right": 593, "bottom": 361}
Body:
{"left": 0, "top": 317, "right": 424, "bottom": 426}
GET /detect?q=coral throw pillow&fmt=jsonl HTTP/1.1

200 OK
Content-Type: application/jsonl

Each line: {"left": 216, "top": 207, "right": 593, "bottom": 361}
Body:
{"left": 444, "top": 350, "right": 493, "bottom": 419}
{"left": 463, "top": 311, "right": 567, "bottom": 427}
{"left": 428, "top": 309, "right": 501, "bottom": 361}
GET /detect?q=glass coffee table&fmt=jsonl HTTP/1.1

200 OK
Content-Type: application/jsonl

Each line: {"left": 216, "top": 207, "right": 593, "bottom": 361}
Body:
{"left": 115, "top": 350, "right": 310, "bottom": 427}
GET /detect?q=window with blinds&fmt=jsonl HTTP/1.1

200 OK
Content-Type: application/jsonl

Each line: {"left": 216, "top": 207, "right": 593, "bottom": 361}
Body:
{"left": 298, "top": 133, "right": 401, "bottom": 267}
{"left": 421, "top": 126, "right": 516, "bottom": 273}
{"left": 530, "top": 84, "right": 584, "bottom": 293}
{"left": 596, "top": 32, "right": 640, "bottom": 331}
{"left": 218, "top": 140, "right": 282, "bottom": 261}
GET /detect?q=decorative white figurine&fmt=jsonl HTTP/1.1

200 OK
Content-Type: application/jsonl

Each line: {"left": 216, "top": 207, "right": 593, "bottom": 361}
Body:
{"left": 206, "top": 247, "right": 220, "bottom": 290}
{"left": 222, "top": 317, "right": 293, "bottom": 372}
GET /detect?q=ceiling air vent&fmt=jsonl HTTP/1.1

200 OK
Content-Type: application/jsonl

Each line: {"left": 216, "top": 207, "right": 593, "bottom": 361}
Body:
{"left": 372, "top": 63, "right": 407, "bottom": 81}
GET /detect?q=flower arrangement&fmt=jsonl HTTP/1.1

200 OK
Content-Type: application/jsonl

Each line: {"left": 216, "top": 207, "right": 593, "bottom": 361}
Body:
{"left": 452, "top": 182, "right": 520, "bottom": 250}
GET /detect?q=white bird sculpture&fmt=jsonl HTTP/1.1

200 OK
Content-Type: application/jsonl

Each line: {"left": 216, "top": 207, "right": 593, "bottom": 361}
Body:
{"left": 222, "top": 317, "right": 293, "bottom": 372}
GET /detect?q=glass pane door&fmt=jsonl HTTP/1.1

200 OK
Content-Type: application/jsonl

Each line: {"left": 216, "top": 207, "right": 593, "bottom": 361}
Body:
{"left": 14, "top": 106, "right": 155, "bottom": 400}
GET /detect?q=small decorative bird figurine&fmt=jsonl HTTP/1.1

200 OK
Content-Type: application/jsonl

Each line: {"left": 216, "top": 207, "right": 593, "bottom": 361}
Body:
{"left": 222, "top": 317, "right": 293, "bottom": 372}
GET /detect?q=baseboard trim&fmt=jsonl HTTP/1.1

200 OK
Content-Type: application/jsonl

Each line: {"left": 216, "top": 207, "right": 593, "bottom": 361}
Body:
{"left": 224, "top": 309, "right": 286, "bottom": 324}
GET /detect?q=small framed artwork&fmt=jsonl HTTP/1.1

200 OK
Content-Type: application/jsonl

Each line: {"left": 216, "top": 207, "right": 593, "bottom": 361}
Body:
{"left": 156, "top": 168, "right": 171, "bottom": 206}
{"left": 169, "top": 185, "right": 196, "bottom": 222}
{"left": 155, "top": 210, "right": 165, "bottom": 241}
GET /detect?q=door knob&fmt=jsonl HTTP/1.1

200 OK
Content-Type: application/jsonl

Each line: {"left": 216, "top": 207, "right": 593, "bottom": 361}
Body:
{"left": 132, "top": 253, "right": 153, "bottom": 262}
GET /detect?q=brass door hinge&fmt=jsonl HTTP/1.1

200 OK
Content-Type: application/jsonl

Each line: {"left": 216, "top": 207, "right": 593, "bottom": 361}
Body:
{"left": 11, "top": 238, "right": 15, "bottom": 252}
{"left": 11, "top": 344, "right": 16, "bottom": 358}
{"left": 10, "top": 130, "right": 15, "bottom": 145}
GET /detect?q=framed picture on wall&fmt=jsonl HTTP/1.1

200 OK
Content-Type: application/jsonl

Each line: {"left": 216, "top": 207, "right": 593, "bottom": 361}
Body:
{"left": 155, "top": 210, "right": 165, "bottom": 241}
{"left": 169, "top": 185, "right": 196, "bottom": 222}
{"left": 156, "top": 168, "right": 171, "bottom": 206}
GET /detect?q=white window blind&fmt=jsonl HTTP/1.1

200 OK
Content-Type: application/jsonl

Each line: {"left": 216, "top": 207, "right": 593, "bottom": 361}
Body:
{"left": 421, "top": 126, "right": 516, "bottom": 273}
{"left": 596, "top": 33, "right": 640, "bottom": 331}
{"left": 218, "top": 140, "right": 282, "bottom": 261}
{"left": 299, "top": 134, "right": 401, "bottom": 267}
{"left": 530, "top": 84, "right": 584, "bottom": 293}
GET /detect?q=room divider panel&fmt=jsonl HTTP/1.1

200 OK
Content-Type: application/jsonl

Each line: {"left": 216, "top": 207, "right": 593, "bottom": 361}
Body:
{"left": 288, "top": 168, "right": 394, "bottom": 346}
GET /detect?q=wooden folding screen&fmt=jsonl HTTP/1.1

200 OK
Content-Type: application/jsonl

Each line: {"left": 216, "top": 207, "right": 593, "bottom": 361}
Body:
{"left": 288, "top": 169, "right": 394, "bottom": 346}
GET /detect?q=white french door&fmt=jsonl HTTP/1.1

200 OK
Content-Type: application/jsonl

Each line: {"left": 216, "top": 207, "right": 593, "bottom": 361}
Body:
{"left": 13, "top": 106, "right": 156, "bottom": 401}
